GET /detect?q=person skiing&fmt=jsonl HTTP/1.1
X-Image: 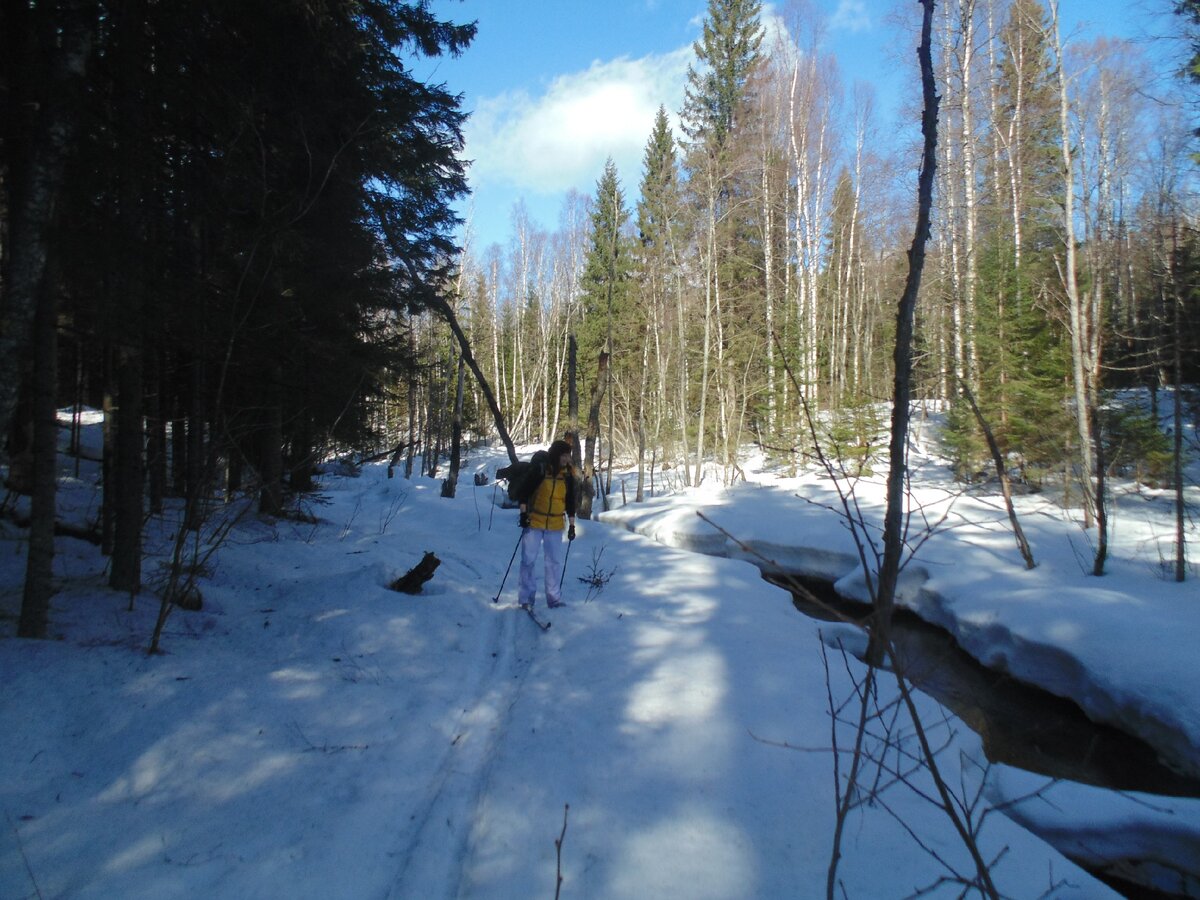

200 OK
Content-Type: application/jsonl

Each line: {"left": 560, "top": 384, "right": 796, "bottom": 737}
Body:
{"left": 513, "top": 439, "right": 577, "bottom": 610}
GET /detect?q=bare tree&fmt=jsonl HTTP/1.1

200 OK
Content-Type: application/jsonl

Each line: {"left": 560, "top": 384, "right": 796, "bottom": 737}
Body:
{"left": 874, "top": 0, "right": 941, "bottom": 660}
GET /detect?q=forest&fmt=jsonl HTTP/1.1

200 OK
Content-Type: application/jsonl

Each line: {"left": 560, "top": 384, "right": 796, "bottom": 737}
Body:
{"left": 456, "top": 0, "right": 1199, "bottom": 500}
{"left": 2, "top": 0, "right": 1198, "bottom": 639}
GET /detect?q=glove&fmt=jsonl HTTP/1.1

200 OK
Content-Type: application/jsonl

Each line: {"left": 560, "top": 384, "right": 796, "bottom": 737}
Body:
{"left": 568, "top": 524, "right": 576, "bottom": 541}
{"left": 519, "top": 511, "right": 530, "bottom": 529}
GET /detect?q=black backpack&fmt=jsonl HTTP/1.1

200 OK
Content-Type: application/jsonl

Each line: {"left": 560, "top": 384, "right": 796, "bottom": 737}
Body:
{"left": 497, "top": 450, "right": 548, "bottom": 503}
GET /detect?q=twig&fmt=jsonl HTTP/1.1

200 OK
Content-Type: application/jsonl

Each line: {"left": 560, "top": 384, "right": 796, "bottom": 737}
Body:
{"left": 378, "top": 491, "right": 406, "bottom": 535}
{"left": 342, "top": 495, "right": 362, "bottom": 540}
{"left": 575, "top": 546, "right": 616, "bottom": 602}
{"left": 554, "top": 803, "right": 569, "bottom": 900}
{"left": 289, "top": 722, "right": 369, "bottom": 754}
{"left": 6, "top": 810, "right": 43, "bottom": 899}
{"left": 824, "top": 637, "right": 878, "bottom": 899}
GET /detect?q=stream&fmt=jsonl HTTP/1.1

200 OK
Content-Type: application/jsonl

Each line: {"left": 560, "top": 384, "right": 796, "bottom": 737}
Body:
{"left": 769, "top": 573, "right": 1200, "bottom": 899}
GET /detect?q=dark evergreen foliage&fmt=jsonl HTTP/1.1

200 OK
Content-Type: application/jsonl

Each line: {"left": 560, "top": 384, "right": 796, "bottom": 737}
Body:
{"left": 1, "top": 0, "right": 475, "bottom": 628}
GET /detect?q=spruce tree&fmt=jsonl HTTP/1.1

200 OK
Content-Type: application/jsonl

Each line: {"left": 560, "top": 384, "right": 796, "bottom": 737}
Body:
{"left": 634, "top": 107, "right": 683, "bottom": 493}
{"left": 681, "top": 0, "right": 764, "bottom": 152}
{"left": 636, "top": 108, "right": 682, "bottom": 255}
{"left": 578, "top": 158, "right": 634, "bottom": 394}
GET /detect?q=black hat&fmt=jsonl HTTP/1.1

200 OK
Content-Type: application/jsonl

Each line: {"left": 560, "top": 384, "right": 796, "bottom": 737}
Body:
{"left": 548, "top": 439, "right": 572, "bottom": 460}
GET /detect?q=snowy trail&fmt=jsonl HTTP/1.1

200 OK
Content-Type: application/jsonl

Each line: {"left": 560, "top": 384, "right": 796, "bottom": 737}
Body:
{"left": 385, "top": 600, "right": 543, "bottom": 897}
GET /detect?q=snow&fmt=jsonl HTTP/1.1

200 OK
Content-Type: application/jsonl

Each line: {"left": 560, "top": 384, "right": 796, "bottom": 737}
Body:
{"left": 1, "top": 403, "right": 1199, "bottom": 898}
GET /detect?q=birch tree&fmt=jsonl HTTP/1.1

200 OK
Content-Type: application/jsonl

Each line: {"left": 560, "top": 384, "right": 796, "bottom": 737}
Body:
{"left": 681, "top": 0, "right": 765, "bottom": 482}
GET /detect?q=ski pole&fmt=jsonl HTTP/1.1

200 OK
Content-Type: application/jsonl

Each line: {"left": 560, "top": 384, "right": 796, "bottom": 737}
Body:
{"left": 493, "top": 530, "right": 524, "bottom": 603}
{"left": 559, "top": 533, "right": 573, "bottom": 592}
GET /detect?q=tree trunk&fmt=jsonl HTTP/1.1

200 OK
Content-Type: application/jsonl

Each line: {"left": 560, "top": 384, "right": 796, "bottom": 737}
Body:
{"left": 184, "top": 357, "right": 206, "bottom": 530}
{"left": 0, "top": 5, "right": 95, "bottom": 459}
{"left": 227, "top": 432, "right": 243, "bottom": 494}
{"left": 171, "top": 368, "right": 188, "bottom": 497}
{"left": 259, "top": 368, "right": 284, "bottom": 516}
{"left": 762, "top": 126, "right": 777, "bottom": 432}
{"left": 1173, "top": 347, "right": 1186, "bottom": 583}
{"left": 110, "top": 346, "right": 144, "bottom": 594}
{"left": 1170, "top": 224, "right": 1188, "bottom": 583}
{"left": 674, "top": 273, "right": 692, "bottom": 486}
{"left": 580, "top": 351, "right": 609, "bottom": 520}
{"left": 696, "top": 180, "right": 715, "bottom": 487}
{"left": 289, "top": 419, "right": 314, "bottom": 493}
{"left": 101, "top": 363, "right": 116, "bottom": 555}
{"left": 146, "top": 349, "right": 166, "bottom": 515}
{"left": 1091, "top": 406, "right": 1108, "bottom": 576}
{"left": 635, "top": 322, "right": 650, "bottom": 503}
{"left": 406, "top": 320, "right": 417, "bottom": 478}
{"left": 566, "top": 334, "right": 580, "bottom": 452}
{"left": 441, "top": 359, "right": 465, "bottom": 498}
{"left": 960, "top": 0, "right": 980, "bottom": 392}
{"left": 429, "top": 293, "right": 518, "bottom": 465}
{"left": 872, "top": 0, "right": 939, "bottom": 664}
{"left": 1051, "top": 1, "right": 1098, "bottom": 536}
{"left": 18, "top": 280, "right": 58, "bottom": 639}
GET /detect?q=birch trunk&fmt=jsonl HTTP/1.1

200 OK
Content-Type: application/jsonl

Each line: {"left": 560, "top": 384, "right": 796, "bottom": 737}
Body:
{"left": 960, "top": 0, "right": 981, "bottom": 390}
{"left": 695, "top": 176, "right": 716, "bottom": 487}
{"left": 1051, "top": 1, "right": 1099, "bottom": 535}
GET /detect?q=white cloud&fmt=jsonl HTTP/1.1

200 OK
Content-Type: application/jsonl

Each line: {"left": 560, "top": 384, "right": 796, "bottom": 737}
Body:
{"left": 463, "top": 47, "right": 692, "bottom": 198}
{"left": 760, "top": 4, "right": 800, "bottom": 62}
{"left": 830, "top": 0, "right": 872, "bottom": 33}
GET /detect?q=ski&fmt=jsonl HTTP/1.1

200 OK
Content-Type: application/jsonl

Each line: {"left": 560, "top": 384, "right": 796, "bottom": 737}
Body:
{"left": 520, "top": 605, "right": 551, "bottom": 631}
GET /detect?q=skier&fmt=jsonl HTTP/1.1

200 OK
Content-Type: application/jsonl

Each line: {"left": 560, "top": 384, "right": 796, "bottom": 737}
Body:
{"left": 513, "top": 439, "right": 577, "bottom": 610}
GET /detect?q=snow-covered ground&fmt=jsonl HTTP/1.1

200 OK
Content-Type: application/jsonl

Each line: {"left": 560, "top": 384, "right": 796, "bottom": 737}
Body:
{"left": 1, "top": 403, "right": 1198, "bottom": 898}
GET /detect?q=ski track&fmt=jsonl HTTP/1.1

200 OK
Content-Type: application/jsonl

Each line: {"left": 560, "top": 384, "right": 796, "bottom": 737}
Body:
{"left": 384, "top": 599, "right": 540, "bottom": 898}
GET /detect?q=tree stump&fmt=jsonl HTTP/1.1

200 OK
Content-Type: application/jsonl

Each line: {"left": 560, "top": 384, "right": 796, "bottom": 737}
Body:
{"left": 390, "top": 552, "right": 440, "bottom": 594}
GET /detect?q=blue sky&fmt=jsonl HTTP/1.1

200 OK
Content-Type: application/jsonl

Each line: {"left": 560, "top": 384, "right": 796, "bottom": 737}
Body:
{"left": 419, "top": 0, "right": 1174, "bottom": 253}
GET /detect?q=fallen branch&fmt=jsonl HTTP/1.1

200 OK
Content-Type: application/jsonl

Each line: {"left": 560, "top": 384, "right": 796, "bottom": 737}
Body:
{"left": 956, "top": 378, "right": 1036, "bottom": 569}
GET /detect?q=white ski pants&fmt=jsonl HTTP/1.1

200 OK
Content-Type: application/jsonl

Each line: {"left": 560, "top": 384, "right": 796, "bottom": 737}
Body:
{"left": 518, "top": 527, "right": 565, "bottom": 607}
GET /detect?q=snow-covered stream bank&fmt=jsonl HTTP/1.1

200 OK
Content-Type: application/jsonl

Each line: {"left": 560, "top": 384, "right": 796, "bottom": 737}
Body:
{"left": 597, "top": 463, "right": 1200, "bottom": 897}
{"left": 777, "top": 575, "right": 1200, "bottom": 801}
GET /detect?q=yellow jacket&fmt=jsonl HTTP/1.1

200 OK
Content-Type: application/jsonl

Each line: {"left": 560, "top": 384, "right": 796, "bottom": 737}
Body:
{"left": 523, "top": 467, "right": 576, "bottom": 531}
